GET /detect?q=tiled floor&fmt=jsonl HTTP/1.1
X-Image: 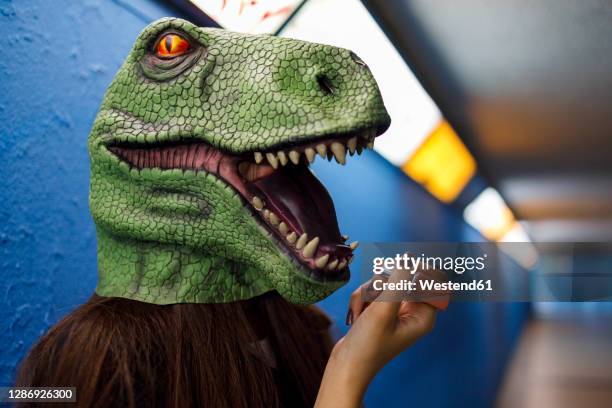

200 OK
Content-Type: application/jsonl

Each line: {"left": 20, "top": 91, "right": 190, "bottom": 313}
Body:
{"left": 497, "top": 318, "right": 612, "bottom": 407}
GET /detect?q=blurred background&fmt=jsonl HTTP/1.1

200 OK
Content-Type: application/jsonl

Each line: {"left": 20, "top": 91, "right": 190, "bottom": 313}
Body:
{"left": 1, "top": 0, "right": 610, "bottom": 406}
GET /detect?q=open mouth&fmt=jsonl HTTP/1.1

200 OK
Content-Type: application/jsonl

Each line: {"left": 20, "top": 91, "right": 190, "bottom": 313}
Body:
{"left": 107, "top": 129, "right": 379, "bottom": 281}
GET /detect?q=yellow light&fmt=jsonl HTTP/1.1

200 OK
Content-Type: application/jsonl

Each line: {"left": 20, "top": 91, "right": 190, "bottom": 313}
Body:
{"left": 464, "top": 187, "right": 516, "bottom": 241}
{"left": 402, "top": 120, "right": 476, "bottom": 203}
{"left": 482, "top": 206, "right": 515, "bottom": 241}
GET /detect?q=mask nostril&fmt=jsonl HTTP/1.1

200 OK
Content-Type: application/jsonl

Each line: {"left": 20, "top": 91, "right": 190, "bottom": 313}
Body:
{"left": 316, "top": 74, "right": 335, "bottom": 96}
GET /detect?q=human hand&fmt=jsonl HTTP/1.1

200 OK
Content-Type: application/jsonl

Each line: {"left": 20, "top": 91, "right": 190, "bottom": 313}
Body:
{"left": 316, "top": 267, "right": 445, "bottom": 407}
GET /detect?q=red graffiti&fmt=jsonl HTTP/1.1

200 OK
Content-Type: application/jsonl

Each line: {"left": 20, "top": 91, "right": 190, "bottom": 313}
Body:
{"left": 261, "top": 5, "right": 291, "bottom": 22}
{"left": 221, "top": 0, "right": 260, "bottom": 15}
{"left": 220, "top": 0, "right": 291, "bottom": 20}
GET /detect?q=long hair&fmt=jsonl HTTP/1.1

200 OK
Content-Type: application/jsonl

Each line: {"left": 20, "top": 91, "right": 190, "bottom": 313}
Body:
{"left": 15, "top": 292, "right": 334, "bottom": 407}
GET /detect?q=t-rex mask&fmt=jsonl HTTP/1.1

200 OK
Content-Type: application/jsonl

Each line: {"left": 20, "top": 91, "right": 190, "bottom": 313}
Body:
{"left": 89, "top": 18, "right": 390, "bottom": 305}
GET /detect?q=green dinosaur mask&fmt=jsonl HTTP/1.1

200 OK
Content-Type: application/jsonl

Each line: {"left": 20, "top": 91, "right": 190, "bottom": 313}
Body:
{"left": 89, "top": 18, "right": 390, "bottom": 305}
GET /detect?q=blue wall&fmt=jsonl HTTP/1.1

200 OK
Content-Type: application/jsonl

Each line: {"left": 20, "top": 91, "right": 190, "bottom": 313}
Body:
{"left": 0, "top": 0, "right": 528, "bottom": 406}
{"left": 0, "top": 0, "right": 189, "bottom": 385}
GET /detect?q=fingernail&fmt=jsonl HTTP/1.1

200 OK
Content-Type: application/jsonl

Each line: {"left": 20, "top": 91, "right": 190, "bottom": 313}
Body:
{"left": 345, "top": 309, "right": 353, "bottom": 326}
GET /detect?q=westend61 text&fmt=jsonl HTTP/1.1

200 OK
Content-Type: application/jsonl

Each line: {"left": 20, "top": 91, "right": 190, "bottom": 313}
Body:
{"left": 373, "top": 279, "right": 493, "bottom": 292}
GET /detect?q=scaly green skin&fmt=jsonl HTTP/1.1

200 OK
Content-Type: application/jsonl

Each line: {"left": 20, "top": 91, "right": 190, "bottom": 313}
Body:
{"left": 89, "top": 18, "right": 390, "bottom": 305}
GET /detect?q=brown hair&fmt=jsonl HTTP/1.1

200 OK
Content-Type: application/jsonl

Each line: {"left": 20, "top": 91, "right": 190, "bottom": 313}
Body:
{"left": 16, "top": 292, "right": 333, "bottom": 408}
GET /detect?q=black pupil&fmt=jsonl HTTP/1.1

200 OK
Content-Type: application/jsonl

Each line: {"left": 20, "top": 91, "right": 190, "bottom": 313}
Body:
{"left": 165, "top": 36, "right": 173, "bottom": 53}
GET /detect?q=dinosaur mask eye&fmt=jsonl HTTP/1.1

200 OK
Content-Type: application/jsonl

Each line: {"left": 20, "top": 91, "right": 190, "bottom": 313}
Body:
{"left": 155, "top": 34, "right": 190, "bottom": 58}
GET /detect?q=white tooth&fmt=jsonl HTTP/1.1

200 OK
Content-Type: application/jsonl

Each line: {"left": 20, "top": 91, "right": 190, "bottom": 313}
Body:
{"left": 330, "top": 142, "right": 346, "bottom": 165}
{"left": 252, "top": 196, "right": 264, "bottom": 210}
{"left": 289, "top": 150, "right": 300, "bottom": 165}
{"left": 350, "top": 241, "right": 359, "bottom": 250}
{"left": 342, "top": 235, "right": 349, "bottom": 242}
{"left": 287, "top": 232, "right": 297, "bottom": 244}
{"left": 263, "top": 209, "right": 270, "bottom": 219}
{"left": 266, "top": 153, "right": 278, "bottom": 169}
{"left": 278, "top": 222, "right": 288, "bottom": 235}
{"left": 337, "top": 260, "right": 347, "bottom": 270}
{"left": 254, "top": 152, "right": 263, "bottom": 164}
{"left": 305, "top": 148, "right": 316, "bottom": 163}
{"left": 296, "top": 233, "right": 308, "bottom": 250}
{"left": 347, "top": 137, "right": 357, "bottom": 155}
{"left": 277, "top": 151, "right": 288, "bottom": 166}
{"left": 367, "top": 140, "right": 374, "bottom": 149}
{"left": 302, "top": 236, "right": 320, "bottom": 258}
{"left": 315, "top": 254, "right": 330, "bottom": 269}
{"left": 315, "top": 144, "right": 327, "bottom": 158}
{"left": 269, "top": 212, "right": 280, "bottom": 226}
{"left": 327, "top": 259, "right": 338, "bottom": 270}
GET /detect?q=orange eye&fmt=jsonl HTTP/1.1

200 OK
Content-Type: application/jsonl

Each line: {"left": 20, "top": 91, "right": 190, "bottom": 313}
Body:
{"left": 156, "top": 34, "right": 190, "bottom": 58}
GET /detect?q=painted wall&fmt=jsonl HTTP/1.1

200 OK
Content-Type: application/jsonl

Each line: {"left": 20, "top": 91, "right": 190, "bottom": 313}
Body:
{"left": 0, "top": 0, "right": 191, "bottom": 385}
{"left": 0, "top": 0, "right": 528, "bottom": 406}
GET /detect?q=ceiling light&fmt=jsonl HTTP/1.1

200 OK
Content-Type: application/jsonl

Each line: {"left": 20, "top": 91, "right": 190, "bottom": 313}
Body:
{"left": 403, "top": 121, "right": 476, "bottom": 203}
{"left": 498, "top": 223, "right": 538, "bottom": 269}
{"left": 464, "top": 187, "right": 515, "bottom": 240}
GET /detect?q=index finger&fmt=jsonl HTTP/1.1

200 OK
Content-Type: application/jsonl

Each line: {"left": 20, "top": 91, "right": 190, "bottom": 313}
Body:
{"left": 366, "top": 266, "right": 413, "bottom": 325}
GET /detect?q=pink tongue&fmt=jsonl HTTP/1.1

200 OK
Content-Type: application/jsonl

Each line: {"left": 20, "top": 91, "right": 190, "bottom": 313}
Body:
{"left": 253, "top": 164, "right": 344, "bottom": 249}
